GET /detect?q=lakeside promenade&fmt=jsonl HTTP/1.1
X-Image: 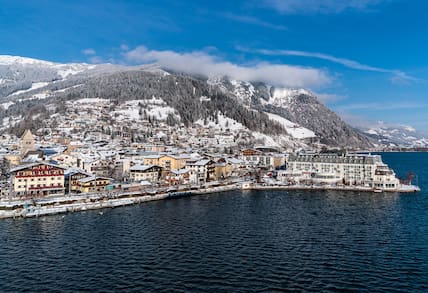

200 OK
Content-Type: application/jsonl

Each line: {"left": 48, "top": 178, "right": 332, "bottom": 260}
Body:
{"left": 0, "top": 180, "right": 420, "bottom": 219}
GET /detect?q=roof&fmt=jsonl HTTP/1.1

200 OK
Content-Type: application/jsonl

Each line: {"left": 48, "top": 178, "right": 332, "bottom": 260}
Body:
{"left": 77, "top": 176, "right": 111, "bottom": 183}
{"left": 227, "top": 158, "right": 244, "bottom": 164}
{"left": 21, "top": 129, "right": 34, "bottom": 140}
{"left": 143, "top": 154, "right": 162, "bottom": 159}
{"left": 129, "top": 164, "right": 162, "bottom": 172}
{"left": 10, "top": 161, "right": 67, "bottom": 173}
{"left": 170, "top": 169, "right": 190, "bottom": 175}
{"left": 64, "top": 168, "right": 92, "bottom": 178}
{"left": 189, "top": 159, "right": 212, "bottom": 166}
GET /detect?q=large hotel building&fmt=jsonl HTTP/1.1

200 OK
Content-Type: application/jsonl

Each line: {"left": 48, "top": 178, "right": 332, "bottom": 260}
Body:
{"left": 282, "top": 153, "right": 400, "bottom": 189}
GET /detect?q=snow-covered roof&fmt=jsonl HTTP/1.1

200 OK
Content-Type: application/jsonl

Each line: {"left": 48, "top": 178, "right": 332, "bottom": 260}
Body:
{"left": 77, "top": 176, "right": 111, "bottom": 183}
{"left": 189, "top": 159, "right": 212, "bottom": 166}
{"left": 129, "top": 164, "right": 161, "bottom": 172}
{"left": 143, "top": 154, "right": 162, "bottom": 159}
{"left": 10, "top": 161, "right": 66, "bottom": 173}
{"left": 64, "top": 168, "right": 92, "bottom": 177}
{"left": 227, "top": 158, "right": 244, "bottom": 164}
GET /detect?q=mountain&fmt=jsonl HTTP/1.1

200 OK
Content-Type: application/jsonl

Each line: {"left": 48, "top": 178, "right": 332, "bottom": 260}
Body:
{"left": 208, "top": 77, "right": 372, "bottom": 147}
{"left": 359, "top": 122, "right": 428, "bottom": 148}
{"left": 0, "top": 55, "right": 373, "bottom": 149}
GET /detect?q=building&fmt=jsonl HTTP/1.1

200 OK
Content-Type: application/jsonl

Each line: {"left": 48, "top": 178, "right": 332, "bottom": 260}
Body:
{"left": 19, "top": 129, "right": 36, "bottom": 157}
{"left": 143, "top": 154, "right": 190, "bottom": 171}
{"left": 158, "top": 154, "right": 190, "bottom": 171}
{"left": 283, "top": 153, "right": 400, "bottom": 189}
{"left": 129, "top": 165, "right": 163, "bottom": 183}
{"left": 185, "top": 159, "right": 215, "bottom": 184}
{"left": 75, "top": 176, "right": 111, "bottom": 193}
{"left": 64, "top": 168, "right": 92, "bottom": 193}
{"left": 214, "top": 158, "right": 233, "bottom": 180}
{"left": 10, "top": 162, "right": 66, "bottom": 197}
{"left": 239, "top": 149, "right": 286, "bottom": 169}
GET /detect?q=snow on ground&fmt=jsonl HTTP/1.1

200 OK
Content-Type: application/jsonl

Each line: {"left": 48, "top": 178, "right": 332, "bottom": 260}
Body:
{"left": 146, "top": 105, "right": 176, "bottom": 120}
{"left": 0, "top": 55, "right": 55, "bottom": 66}
{"left": 230, "top": 80, "right": 255, "bottom": 104}
{"left": 55, "top": 64, "right": 91, "bottom": 78}
{"left": 266, "top": 112, "right": 316, "bottom": 139}
{"left": 194, "top": 113, "right": 245, "bottom": 131}
{"left": 263, "top": 88, "right": 311, "bottom": 108}
{"left": 54, "top": 84, "right": 83, "bottom": 93}
{"left": 74, "top": 98, "right": 110, "bottom": 104}
{"left": 252, "top": 132, "right": 280, "bottom": 147}
{"left": 199, "top": 96, "right": 211, "bottom": 102}
{"left": 113, "top": 100, "right": 178, "bottom": 121}
{"left": 10, "top": 82, "right": 49, "bottom": 96}
{"left": 1, "top": 115, "right": 21, "bottom": 128}
{"left": 365, "top": 129, "right": 378, "bottom": 135}
{"left": 140, "top": 96, "right": 165, "bottom": 105}
{"left": 403, "top": 125, "right": 416, "bottom": 132}
{"left": 114, "top": 106, "right": 140, "bottom": 121}
{"left": 0, "top": 101, "right": 14, "bottom": 110}
{"left": 32, "top": 93, "right": 49, "bottom": 99}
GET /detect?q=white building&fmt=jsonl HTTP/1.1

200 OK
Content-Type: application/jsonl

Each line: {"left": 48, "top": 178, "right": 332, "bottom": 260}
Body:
{"left": 185, "top": 159, "right": 215, "bottom": 184}
{"left": 282, "top": 153, "right": 400, "bottom": 190}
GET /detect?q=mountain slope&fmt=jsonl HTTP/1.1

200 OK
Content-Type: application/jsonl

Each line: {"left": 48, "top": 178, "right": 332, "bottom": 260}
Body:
{"left": 208, "top": 78, "right": 372, "bottom": 148}
{"left": 0, "top": 55, "right": 374, "bottom": 149}
{"left": 359, "top": 122, "right": 428, "bottom": 148}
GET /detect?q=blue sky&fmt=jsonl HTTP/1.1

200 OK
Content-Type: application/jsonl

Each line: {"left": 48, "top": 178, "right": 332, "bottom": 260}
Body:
{"left": 1, "top": 0, "right": 428, "bottom": 132}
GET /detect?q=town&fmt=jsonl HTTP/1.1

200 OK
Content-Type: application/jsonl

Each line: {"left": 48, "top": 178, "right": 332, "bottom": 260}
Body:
{"left": 0, "top": 98, "right": 420, "bottom": 218}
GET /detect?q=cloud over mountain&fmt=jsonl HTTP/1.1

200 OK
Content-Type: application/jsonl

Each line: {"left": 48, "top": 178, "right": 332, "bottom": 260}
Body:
{"left": 124, "top": 46, "right": 331, "bottom": 88}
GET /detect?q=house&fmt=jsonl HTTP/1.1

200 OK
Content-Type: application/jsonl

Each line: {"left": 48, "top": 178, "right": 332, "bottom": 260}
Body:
{"left": 165, "top": 169, "right": 191, "bottom": 185}
{"left": 10, "top": 162, "right": 66, "bottom": 197}
{"left": 158, "top": 154, "right": 190, "bottom": 170}
{"left": 51, "top": 153, "right": 78, "bottom": 168}
{"left": 240, "top": 149, "right": 286, "bottom": 169}
{"left": 142, "top": 154, "right": 162, "bottom": 166}
{"left": 143, "top": 154, "right": 190, "bottom": 171}
{"left": 64, "top": 168, "right": 92, "bottom": 193}
{"left": 75, "top": 176, "right": 111, "bottom": 193}
{"left": 129, "top": 165, "right": 163, "bottom": 183}
{"left": 214, "top": 158, "right": 233, "bottom": 180}
{"left": 185, "top": 159, "right": 215, "bottom": 184}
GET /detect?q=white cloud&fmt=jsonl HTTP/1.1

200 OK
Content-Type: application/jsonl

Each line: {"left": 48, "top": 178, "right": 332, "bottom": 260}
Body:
{"left": 251, "top": 48, "right": 418, "bottom": 83}
{"left": 88, "top": 56, "right": 104, "bottom": 64}
{"left": 124, "top": 46, "right": 330, "bottom": 88}
{"left": 120, "top": 44, "right": 129, "bottom": 51}
{"left": 262, "top": 0, "right": 386, "bottom": 14}
{"left": 221, "top": 13, "right": 287, "bottom": 30}
{"left": 82, "top": 48, "right": 96, "bottom": 55}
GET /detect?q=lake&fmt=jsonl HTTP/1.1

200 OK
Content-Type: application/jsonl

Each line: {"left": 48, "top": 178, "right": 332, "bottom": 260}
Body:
{"left": 0, "top": 152, "right": 427, "bottom": 292}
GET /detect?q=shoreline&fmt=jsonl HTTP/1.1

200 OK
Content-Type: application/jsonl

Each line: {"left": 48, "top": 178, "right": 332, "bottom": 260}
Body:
{"left": 0, "top": 182, "right": 420, "bottom": 220}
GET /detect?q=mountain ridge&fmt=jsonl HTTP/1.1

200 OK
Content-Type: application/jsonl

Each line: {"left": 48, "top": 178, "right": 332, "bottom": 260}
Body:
{"left": 0, "top": 55, "right": 416, "bottom": 150}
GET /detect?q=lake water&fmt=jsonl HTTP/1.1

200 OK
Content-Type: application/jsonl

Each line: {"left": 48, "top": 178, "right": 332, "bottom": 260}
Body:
{"left": 0, "top": 152, "right": 427, "bottom": 292}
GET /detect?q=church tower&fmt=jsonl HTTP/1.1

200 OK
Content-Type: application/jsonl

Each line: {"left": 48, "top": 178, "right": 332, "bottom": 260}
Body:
{"left": 19, "top": 129, "right": 35, "bottom": 157}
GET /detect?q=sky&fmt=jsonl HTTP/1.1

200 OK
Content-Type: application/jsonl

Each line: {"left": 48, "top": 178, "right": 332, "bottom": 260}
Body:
{"left": 1, "top": 0, "right": 428, "bottom": 133}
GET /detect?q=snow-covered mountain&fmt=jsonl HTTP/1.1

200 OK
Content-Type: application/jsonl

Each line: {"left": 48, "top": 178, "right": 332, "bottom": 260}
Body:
{"left": 0, "top": 55, "right": 374, "bottom": 149}
{"left": 0, "top": 55, "right": 137, "bottom": 100}
{"left": 208, "top": 77, "right": 371, "bottom": 148}
{"left": 360, "top": 122, "right": 428, "bottom": 148}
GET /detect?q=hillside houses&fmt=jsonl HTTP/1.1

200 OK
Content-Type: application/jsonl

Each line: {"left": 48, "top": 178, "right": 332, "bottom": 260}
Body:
{"left": 0, "top": 125, "right": 288, "bottom": 199}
